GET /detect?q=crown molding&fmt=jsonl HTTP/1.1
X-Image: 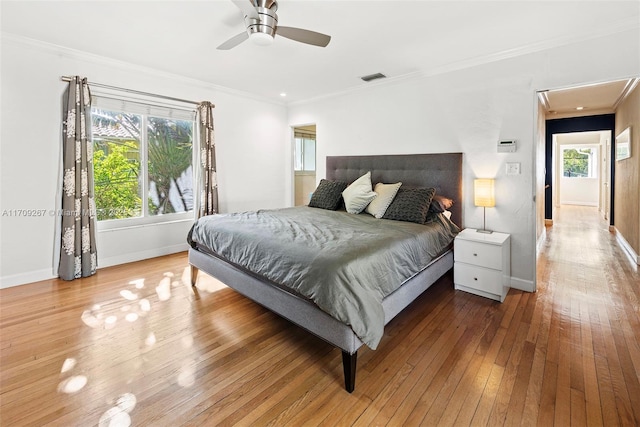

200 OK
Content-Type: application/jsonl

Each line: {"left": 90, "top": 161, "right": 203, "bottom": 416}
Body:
{"left": 4, "top": 13, "right": 638, "bottom": 109}
{"left": 1, "top": 32, "right": 286, "bottom": 107}
{"left": 289, "top": 16, "right": 640, "bottom": 107}
{"left": 613, "top": 77, "right": 640, "bottom": 110}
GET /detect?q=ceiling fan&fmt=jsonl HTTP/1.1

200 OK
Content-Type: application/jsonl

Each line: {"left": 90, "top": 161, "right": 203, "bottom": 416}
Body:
{"left": 218, "top": 0, "right": 331, "bottom": 50}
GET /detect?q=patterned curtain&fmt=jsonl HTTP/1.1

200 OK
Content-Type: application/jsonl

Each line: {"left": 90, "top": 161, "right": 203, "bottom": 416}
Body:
{"left": 59, "top": 76, "right": 97, "bottom": 280}
{"left": 197, "top": 101, "right": 218, "bottom": 216}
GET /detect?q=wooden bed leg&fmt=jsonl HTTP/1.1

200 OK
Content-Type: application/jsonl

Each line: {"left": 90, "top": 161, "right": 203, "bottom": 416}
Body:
{"left": 341, "top": 350, "right": 357, "bottom": 393}
{"left": 190, "top": 265, "right": 199, "bottom": 286}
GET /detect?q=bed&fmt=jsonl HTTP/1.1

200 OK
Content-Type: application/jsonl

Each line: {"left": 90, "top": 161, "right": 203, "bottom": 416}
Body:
{"left": 188, "top": 153, "right": 463, "bottom": 392}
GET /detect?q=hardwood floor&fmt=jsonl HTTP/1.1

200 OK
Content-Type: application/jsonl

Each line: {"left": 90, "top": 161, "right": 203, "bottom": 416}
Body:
{"left": 1, "top": 205, "right": 639, "bottom": 426}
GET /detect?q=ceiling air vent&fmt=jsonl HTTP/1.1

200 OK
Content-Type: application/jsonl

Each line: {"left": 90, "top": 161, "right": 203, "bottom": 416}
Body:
{"left": 360, "top": 73, "right": 387, "bottom": 82}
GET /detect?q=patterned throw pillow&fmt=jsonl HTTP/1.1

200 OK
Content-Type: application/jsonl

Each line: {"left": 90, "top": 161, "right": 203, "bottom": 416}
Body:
{"left": 383, "top": 187, "right": 436, "bottom": 224}
{"left": 428, "top": 194, "right": 454, "bottom": 214}
{"left": 308, "top": 179, "right": 348, "bottom": 210}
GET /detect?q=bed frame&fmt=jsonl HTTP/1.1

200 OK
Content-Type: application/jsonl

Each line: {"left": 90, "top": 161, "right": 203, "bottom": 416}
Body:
{"left": 189, "top": 153, "right": 463, "bottom": 392}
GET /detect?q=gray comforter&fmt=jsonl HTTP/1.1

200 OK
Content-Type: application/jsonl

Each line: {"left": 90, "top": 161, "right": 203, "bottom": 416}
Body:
{"left": 188, "top": 206, "right": 459, "bottom": 349}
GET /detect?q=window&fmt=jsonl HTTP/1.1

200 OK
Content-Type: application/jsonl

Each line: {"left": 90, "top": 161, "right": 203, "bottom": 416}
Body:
{"left": 91, "top": 96, "right": 195, "bottom": 224}
{"left": 562, "top": 146, "right": 597, "bottom": 178}
{"left": 294, "top": 132, "right": 316, "bottom": 172}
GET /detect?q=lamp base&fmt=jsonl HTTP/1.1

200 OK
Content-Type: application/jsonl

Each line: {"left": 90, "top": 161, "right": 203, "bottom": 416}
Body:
{"left": 477, "top": 207, "right": 493, "bottom": 234}
{"left": 476, "top": 228, "right": 493, "bottom": 234}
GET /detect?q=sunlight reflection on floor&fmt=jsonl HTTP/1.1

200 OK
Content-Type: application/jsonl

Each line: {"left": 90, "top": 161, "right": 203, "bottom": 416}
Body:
{"left": 155, "top": 273, "right": 172, "bottom": 301}
{"left": 60, "top": 358, "right": 76, "bottom": 373}
{"left": 98, "top": 393, "right": 137, "bottom": 427}
{"left": 191, "top": 269, "right": 228, "bottom": 293}
{"left": 63, "top": 266, "right": 222, "bottom": 424}
{"left": 177, "top": 359, "right": 197, "bottom": 388}
{"left": 145, "top": 332, "right": 156, "bottom": 348}
{"left": 57, "top": 375, "right": 88, "bottom": 394}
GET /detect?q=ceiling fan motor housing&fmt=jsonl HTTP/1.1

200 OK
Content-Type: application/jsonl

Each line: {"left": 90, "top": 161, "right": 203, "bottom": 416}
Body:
{"left": 245, "top": 1, "right": 278, "bottom": 39}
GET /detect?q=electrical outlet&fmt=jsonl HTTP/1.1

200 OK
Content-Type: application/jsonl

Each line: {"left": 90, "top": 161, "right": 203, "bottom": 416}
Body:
{"left": 506, "top": 162, "right": 521, "bottom": 175}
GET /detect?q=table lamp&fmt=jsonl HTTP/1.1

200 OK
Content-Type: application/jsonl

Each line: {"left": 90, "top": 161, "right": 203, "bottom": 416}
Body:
{"left": 474, "top": 178, "right": 495, "bottom": 233}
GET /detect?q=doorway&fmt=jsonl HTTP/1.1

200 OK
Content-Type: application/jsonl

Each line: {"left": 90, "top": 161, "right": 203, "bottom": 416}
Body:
{"left": 544, "top": 114, "right": 616, "bottom": 226}
{"left": 292, "top": 125, "right": 316, "bottom": 206}
{"left": 553, "top": 131, "right": 610, "bottom": 218}
{"left": 536, "top": 83, "right": 624, "bottom": 294}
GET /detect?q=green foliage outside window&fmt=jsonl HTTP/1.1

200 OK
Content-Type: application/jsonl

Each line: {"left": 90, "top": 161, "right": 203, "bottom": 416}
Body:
{"left": 563, "top": 148, "right": 591, "bottom": 177}
{"left": 93, "top": 142, "right": 142, "bottom": 220}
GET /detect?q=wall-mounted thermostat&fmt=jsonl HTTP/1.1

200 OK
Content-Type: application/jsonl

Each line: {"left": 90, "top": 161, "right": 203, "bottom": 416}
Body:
{"left": 498, "top": 140, "right": 517, "bottom": 153}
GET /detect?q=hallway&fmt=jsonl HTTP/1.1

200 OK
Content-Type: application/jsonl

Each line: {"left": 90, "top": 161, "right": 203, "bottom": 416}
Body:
{"left": 536, "top": 205, "right": 640, "bottom": 425}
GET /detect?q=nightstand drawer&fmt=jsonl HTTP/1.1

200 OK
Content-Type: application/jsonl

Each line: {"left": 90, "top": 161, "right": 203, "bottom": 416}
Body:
{"left": 454, "top": 263, "right": 503, "bottom": 295}
{"left": 454, "top": 239, "right": 503, "bottom": 270}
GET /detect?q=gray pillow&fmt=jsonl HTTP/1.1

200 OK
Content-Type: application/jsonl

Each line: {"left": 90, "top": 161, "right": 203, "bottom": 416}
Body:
{"left": 308, "top": 179, "right": 348, "bottom": 210}
{"left": 383, "top": 187, "right": 436, "bottom": 224}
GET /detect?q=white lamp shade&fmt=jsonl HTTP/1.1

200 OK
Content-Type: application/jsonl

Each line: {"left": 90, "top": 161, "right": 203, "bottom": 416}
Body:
{"left": 474, "top": 179, "right": 495, "bottom": 207}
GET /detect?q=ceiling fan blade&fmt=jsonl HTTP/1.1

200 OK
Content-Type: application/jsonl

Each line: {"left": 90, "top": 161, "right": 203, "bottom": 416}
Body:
{"left": 277, "top": 26, "right": 331, "bottom": 47}
{"left": 231, "top": 0, "right": 259, "bottom": 20}
{"left": 217, "top": 31, "right": 249, "bottom": 50}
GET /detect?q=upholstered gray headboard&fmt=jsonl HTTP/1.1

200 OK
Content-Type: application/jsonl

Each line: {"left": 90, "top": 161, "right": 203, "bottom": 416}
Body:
{"left": 326, "top": 153, "right": 463, "bottom": 227}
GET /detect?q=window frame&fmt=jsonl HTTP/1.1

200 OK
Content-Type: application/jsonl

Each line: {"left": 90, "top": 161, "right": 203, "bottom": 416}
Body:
{"left": 91, "top": 95, "right": 197, "bottom": 231}
{"left": 294, "top": 133, "right": 316, "bottom": 173}
{"left": 561, "top": 144, "right": 598, "bottom": 179}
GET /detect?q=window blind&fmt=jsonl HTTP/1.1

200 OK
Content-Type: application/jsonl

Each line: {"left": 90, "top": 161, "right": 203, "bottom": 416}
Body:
{"left": 92, "top": 93, "right": 196, "bottom": 122}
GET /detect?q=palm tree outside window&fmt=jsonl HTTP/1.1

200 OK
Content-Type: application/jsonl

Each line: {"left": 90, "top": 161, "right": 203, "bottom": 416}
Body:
{"left": 91, "top": 97, "right": 195, "bottom": 224}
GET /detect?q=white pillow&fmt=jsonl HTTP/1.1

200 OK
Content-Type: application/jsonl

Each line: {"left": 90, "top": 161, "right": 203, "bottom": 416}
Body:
{"left": 342, "top": 171, "right": 377, "bottom": 214}
{"left": 365, "top": 182, "right": 402, "bottom": 218}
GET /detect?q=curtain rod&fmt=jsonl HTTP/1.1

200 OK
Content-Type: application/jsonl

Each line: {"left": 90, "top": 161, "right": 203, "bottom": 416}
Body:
{"left": 61, "top": 76, "right": 212, "bottom": 108}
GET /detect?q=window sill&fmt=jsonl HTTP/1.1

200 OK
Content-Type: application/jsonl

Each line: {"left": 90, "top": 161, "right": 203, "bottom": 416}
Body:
{"left": 97, "top": 216, "right": 194, "bottom": 233}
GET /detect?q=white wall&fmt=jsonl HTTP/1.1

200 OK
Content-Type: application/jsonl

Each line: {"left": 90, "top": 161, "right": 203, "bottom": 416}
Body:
{"left": 560, "top": 178, "right": 599, "bottom": 206}
{"left": 557, "top": 143, "right": 600, "bottom": 207}
{"left": 0, "top": 34, "right": 288, "bottom": 287}
{"left": 288, "top": 28, "right": 640, "bottom": 291}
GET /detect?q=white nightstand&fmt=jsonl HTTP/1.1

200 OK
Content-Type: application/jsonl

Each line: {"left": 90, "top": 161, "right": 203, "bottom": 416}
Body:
{"left": 454, "top": 228, "right": 511, "bottom": 302}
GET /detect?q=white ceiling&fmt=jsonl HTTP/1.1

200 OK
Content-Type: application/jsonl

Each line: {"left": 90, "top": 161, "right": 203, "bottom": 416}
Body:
{"left": 2, "top": 1, "right": 639, "bottom": 104}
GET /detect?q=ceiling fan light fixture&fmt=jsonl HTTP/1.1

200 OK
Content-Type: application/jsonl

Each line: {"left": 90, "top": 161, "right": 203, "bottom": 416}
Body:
{"left": 218, "top": 0, "right": 331, "bottom": 50}
{"left": 250, "top": 32, "right": 274, "bottom": 46}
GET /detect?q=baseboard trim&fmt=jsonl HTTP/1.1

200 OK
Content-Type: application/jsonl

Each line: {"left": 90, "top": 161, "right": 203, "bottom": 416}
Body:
{"left": 0, "top": 269, "right": 56, "bottom": 289}
{"left": 613, "top": 228, "right": 640, "bottom": 265}
{"left": 510, "top": 276, "right": 535, "bottom": 292}
{"left": 0, "top": 244, "right": 190, "bottom": 289}
{"left": 559, "top": 201, "right": 598, "bottom": 207}
{"left": 98, "top": 244, "right": 189, "bottom": 269}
